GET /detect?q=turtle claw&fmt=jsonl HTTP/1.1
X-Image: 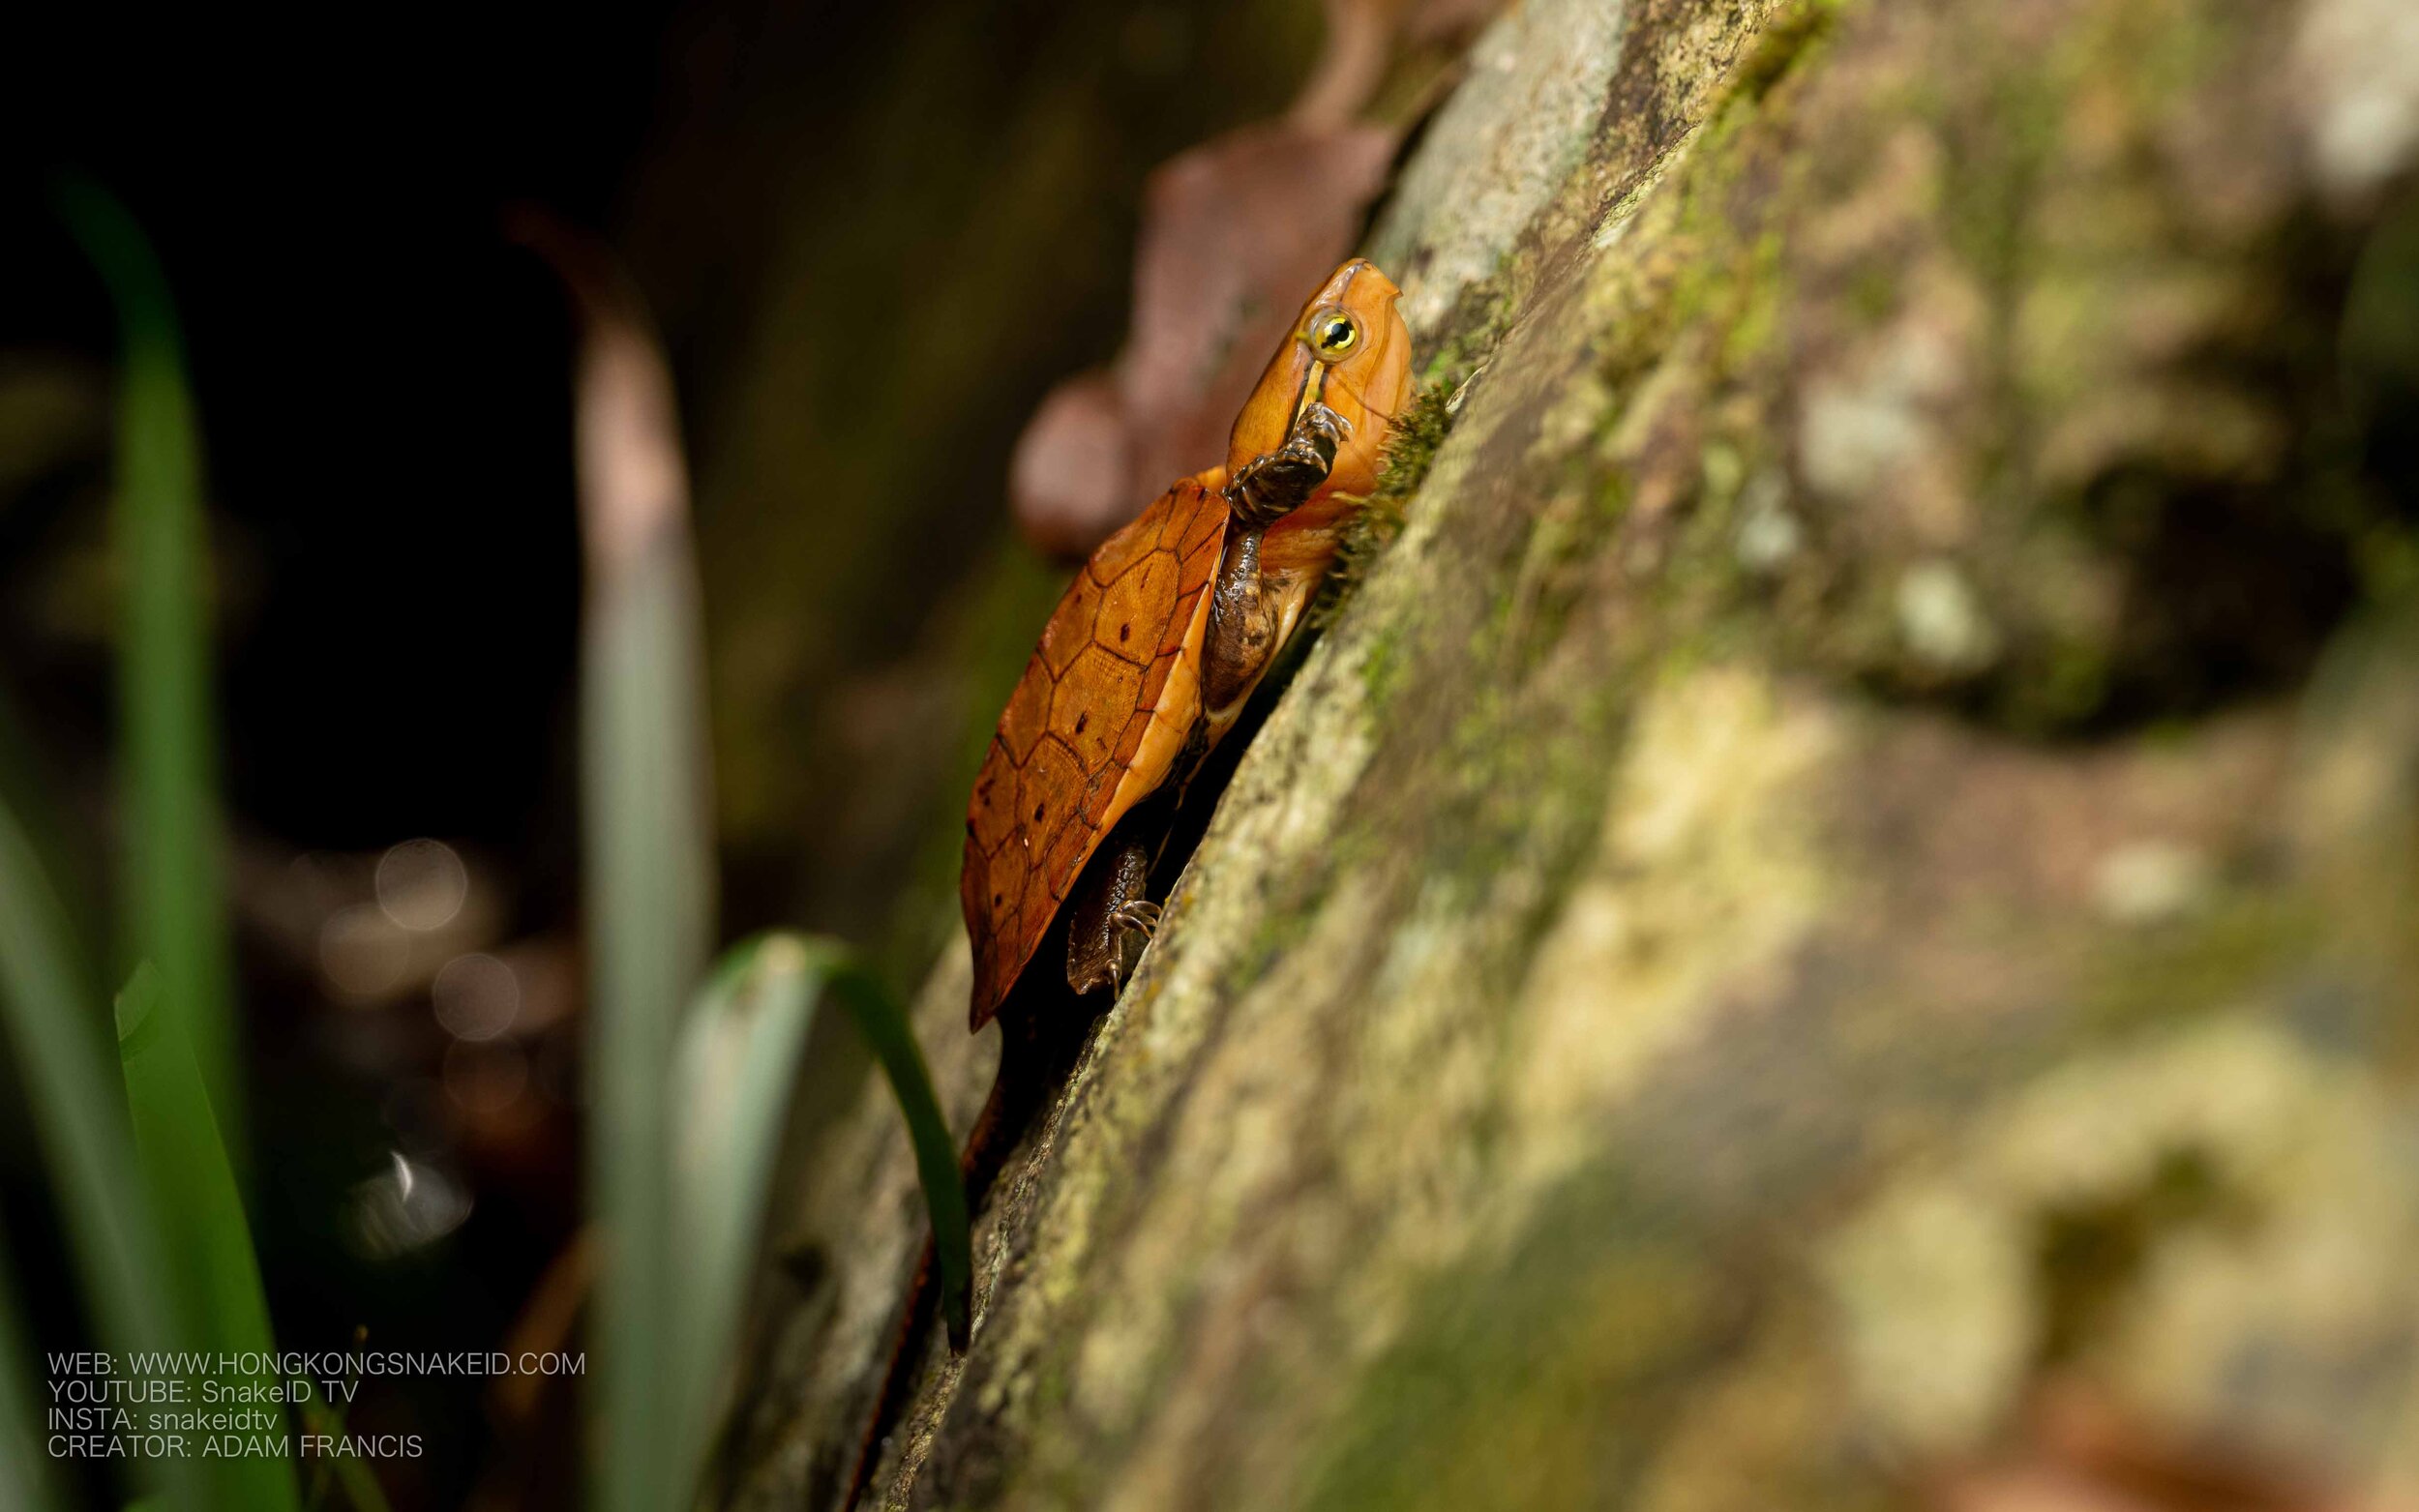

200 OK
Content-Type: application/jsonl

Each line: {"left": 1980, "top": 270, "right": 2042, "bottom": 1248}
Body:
{"left": 1104, "top": 901, "right": 1163, "bottom": 995}
{"left": 1111, "top": 900, "right": 1163, "bottom": 937}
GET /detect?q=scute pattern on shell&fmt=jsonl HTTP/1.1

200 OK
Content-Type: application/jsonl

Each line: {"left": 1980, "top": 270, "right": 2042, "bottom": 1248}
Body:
{"left": 961, "top": 474, "right": 1228, "bottom": 1026}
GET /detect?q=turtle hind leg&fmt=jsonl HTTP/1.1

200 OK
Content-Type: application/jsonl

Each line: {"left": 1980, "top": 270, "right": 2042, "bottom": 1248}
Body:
{"left": 1066, "top": 818, "right": 1161, "bottom": 997}
{"left": 1110, "top": 899, "right": 1163, "bottom": 935}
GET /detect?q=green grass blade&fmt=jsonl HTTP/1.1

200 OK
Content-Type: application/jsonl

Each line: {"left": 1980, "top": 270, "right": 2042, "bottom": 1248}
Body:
{"left": 0, "top": 1211, "right": 64, "bottom": 1512}
{"left": 545, "top": 217, "right": 968, "bottom": 1504}
{"left": 666, "top": 934, "right": 827, "bottom": 1494}
{"left": 823, "top": 961, "right": 971, "bottom": 1346}
{"left": 557, "top": 234, "right": 717, "bottom": 1512}
{"left": 53, "top": 177, "right": 294, "bottom": 1511}
{"left": 582, "top": 450, "right": 714, "bottom": 1512}
{"left": 52, "top": 178, "right": 243, "bottom": 1149}
{"left": 115, "top": 964, "right": 300, "bottom": 1512}
{"left": 666, "top": 934, "right": 969, "bottom": 1500}
{"left": 0, "top": 678, "right": 106, "bottom": 982}
{"left": 0, "top": 796, "right": 199, "bottom": 1511}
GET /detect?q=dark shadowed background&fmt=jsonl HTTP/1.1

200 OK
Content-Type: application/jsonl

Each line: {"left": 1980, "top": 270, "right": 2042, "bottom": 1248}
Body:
{"left": 0, "top": 3, "right": 1326, "bottom": 1505}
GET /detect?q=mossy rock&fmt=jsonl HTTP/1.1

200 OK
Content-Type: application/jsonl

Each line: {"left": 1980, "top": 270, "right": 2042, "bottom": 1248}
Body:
{"left": 717, "top": 0, "right": 2419, "bottom": 1506}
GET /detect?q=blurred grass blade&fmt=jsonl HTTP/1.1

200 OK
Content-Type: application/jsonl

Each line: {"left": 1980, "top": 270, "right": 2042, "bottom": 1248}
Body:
{"left": 667, "top": 934, "right": 826, "bottom": 1492}
{"left": 52, "top": 178, "right": 243, "bottom": 1149}
{"left": 0, "top": 1212, "right": 63, "bottom": 1512}
{"left": 56, "top": 178, "right": 292, "bottom": 1512}
{"left": 540, "top": 211, "right": 968, "bottom": 1506}
{"left": 822, "top": 960, "right": 970, "bottom": 1346}
{"left": 294, "top": 1379, "right": 396, "bottom": 1512}
{"left": 0, "top": 797, "right": 199, "bottom": 1511}
{"left": 116, "top": 964, "right": 300, "bottom": 1512}
{"left": 533, "top": 213, "right": 717, "bottom": 1512}
{"left": 669, "top": 934, "right": 969, "bottom": 1495}
{"left": 0, "top": 678, "right": 105, "bottom": 982}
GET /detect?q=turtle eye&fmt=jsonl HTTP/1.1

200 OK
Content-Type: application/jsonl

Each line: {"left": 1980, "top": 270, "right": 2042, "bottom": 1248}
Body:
{"left": 1303, "top": 308, "right": 1360, "bottom": 363}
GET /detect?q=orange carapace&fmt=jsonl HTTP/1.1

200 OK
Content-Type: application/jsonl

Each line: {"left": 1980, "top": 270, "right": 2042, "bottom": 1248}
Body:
{"left": 960, "top": 258, "right": 1413, "bottom": 1027}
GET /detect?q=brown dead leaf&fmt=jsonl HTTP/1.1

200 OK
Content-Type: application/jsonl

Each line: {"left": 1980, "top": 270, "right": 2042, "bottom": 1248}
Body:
{"left": 1294, "top": 0, "right": 1417, "bottom": 129}
{"left": 1011, "top": 122, "right": 1397, "bottom": 558}
{"left": 1008, "top": 0, "right": 1508, "bottom": 558}
{"left": 1929, "top": 1383, "right": 2405, "bottom": 1512}
{"left": 506, "top": 207, "right": 694, "bottom": 591}
{"left": 1008, "top": 371, "right": 1130, "bottom": 560}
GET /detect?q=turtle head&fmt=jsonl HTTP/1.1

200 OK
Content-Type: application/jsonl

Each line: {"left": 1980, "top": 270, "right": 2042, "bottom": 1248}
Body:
{"left": 1224, "top": 259, "right": 1413, "bottom": 503}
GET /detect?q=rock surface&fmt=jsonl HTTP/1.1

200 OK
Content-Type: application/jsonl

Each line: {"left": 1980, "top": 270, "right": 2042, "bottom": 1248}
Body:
{"left": 719, "top": 0, "right": 2419, "bottom": 1506}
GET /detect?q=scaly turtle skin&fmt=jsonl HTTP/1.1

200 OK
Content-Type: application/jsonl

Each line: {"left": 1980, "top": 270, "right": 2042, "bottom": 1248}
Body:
{"left": 960, "top": 257, "right": 1412, "bottom": 1027}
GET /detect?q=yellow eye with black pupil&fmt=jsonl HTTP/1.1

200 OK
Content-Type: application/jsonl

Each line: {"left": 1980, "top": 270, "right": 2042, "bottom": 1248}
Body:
{"left": 1305, "top": 310, "right": 1359, "bottom": 362}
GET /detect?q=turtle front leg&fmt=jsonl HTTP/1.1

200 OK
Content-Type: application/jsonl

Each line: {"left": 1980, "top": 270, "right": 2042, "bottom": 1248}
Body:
{"left": 1204, "top": 402, "right": 1349, "bottom": 718}
{"left": 1227, "top": 401, "right": 1348, "bottom": 528}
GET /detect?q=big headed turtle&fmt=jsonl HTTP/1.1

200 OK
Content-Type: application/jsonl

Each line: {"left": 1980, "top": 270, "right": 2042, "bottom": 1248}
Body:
{"left": 851, "top": 263, "right": 1411, "bottom": 1452}
{"left": 961, "top": 257, "right": 1413, "bottom": 1028}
